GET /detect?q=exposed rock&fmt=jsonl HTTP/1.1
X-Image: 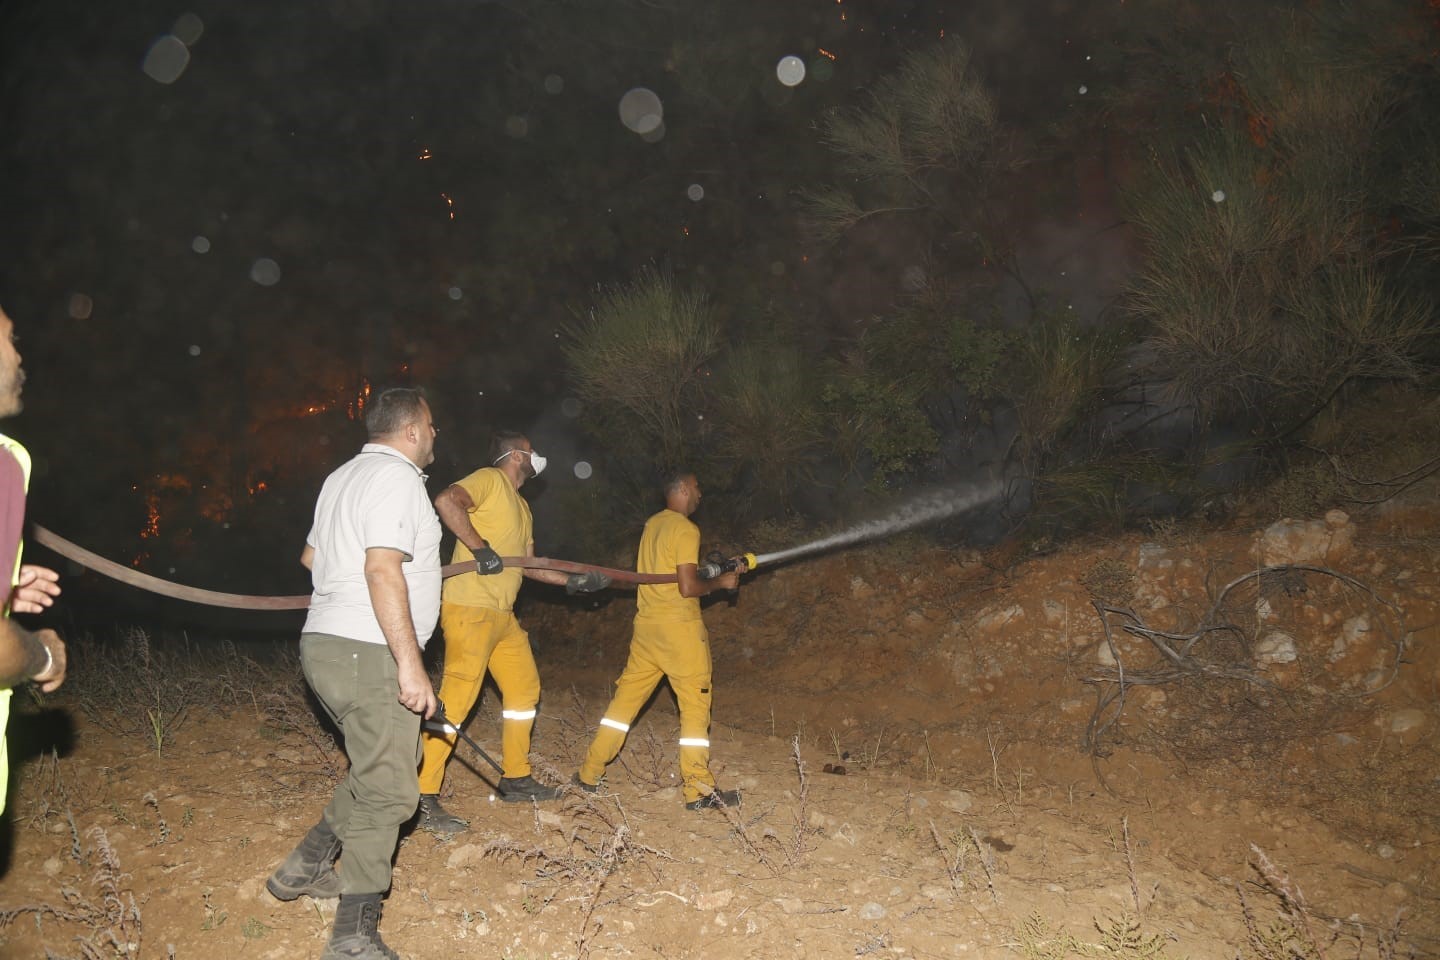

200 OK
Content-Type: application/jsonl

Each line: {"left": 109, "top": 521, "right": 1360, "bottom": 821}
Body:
{"left": 858, "top": 901, "right": 886, "bottom": 920}
{"left": 849, "top": 576, "right": 874, "bottom": 600}
{"left": 1041, "top": 599, "right": 1067, "bottom": 626}
{"left": 1256, "top": 516, "right": 1354, "bottom": 565}
{"left": 1136, "top": 543, "right": 1173, "bottom": 570}
{"left": 1254, "top": 632, "right": 1298, "bottom": 664}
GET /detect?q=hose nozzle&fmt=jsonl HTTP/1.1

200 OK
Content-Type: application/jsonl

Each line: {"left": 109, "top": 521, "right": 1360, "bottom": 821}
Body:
{"left": 697, "top": 551, "right": 758, "bottom": 580}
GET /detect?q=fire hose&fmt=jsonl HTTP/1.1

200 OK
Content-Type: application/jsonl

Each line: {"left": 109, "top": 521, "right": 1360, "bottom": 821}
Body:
{"left": 29, "top": 524, "right": 682, "bottom": 612}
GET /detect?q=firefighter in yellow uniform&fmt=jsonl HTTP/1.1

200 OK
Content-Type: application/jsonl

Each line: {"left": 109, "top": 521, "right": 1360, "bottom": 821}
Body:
{"left": 575, "top": 469, "right": 745, "bottom": 810}
{"left": 0, "top": 305, "right": 66, "bottom": 815}
{"left": 417, "top": 432, "right": 609, "bottom": 832}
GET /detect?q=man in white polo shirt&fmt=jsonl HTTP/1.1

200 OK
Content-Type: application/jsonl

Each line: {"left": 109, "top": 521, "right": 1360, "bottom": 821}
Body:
{"left": 266, "top": 387, "right": 441, "bottom": 960}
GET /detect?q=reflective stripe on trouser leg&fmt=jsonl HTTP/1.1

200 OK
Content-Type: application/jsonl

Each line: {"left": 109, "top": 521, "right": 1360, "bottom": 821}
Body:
{"left": 578, "top": 649, "right": 663, "bottom": 786}
{"left": 488, "top": 614, "right": 541, "bottom": 779}
{"left": 420, "top": 604, "right": 504, "bottom": 793}
{"left": 301, "top": 633, "right": 422, "bottom": 896}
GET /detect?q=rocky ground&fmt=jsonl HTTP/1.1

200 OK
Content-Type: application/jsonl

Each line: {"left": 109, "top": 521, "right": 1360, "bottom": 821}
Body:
{"left": 0, "top": 492, "right": 1436, "bottom": 959}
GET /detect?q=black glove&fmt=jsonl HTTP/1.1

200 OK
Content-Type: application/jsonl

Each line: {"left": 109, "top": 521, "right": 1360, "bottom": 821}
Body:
{"left": 472, "top": 546, "right": 504, "bottom": 576}
{"left": 565, "top": 570, "right": 612, "bottom": 595}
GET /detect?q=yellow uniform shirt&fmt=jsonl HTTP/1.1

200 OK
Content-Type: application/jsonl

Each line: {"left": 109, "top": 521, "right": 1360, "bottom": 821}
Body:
{"left": 441, "top": 467, "right": 532, "bottom": 612}
{"left": 635, "top": 508, "right": 701, "bottom": 624}
{"left": 0, "top": 434, "right": 32, "bottom": 815}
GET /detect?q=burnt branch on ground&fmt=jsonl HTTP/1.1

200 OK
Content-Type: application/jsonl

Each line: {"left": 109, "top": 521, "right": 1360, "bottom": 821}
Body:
{"left": 1080, "top": 565, "right": 1408, "bottom": 779}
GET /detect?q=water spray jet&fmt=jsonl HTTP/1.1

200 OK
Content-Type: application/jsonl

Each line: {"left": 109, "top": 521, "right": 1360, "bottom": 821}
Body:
{"left": 737, "top": 479, "right": 1004, "bottom": 573}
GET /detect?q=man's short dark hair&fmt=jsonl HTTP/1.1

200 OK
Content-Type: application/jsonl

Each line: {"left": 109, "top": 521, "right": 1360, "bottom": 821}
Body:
{"left": 660, "top": 467, "right": 693, "bottom": 496}
{"left": 366, "top": 387, "right": 428, "bottom": 439}
{"left": 490, "top": 430, "right": 528, "bottom": 463}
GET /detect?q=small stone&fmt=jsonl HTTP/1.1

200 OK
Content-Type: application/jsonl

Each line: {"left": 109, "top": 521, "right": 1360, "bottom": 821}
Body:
{"left": 1389, "top": 709, "right": 1425, "bottom": 734}
{"left": 1342, "top": 614, "right": 1370, "bottom": 645}
{"left": 1324, "top": 509, "right": 1349, "bottom": 527}
{"left": 446, "top": 845, "right": 487, "bottom": 870}
{"left": 777, "top": 897, "right": 805, "bottom": 915}
{"left": 941, "top": 790, "right": 973, "bottom": 814}
{"left": 42, "top": 857, "right": 62, "bottom": 877}
{"left": 1383, "top": 881, "right": 1410, "bottom": 903}
{"left": 1254, "top": 632, "right": 1298, "bottom": 664}
{"left": 858, "top": 901, "right": 886, "bottom": 920}
{"left": 1375, "top": 843, "right": 1396, "bottom": 860}
{"left": 696, "top": 889, "right": 734, "bottom": 910}
{"left": 1045, "top": 883, "right": 1065, "bottom": 894}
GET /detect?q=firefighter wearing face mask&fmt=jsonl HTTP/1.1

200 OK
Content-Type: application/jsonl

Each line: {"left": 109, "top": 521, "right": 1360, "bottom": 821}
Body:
{"left": 416, "top": 431, "right": 608, "bottom": 831}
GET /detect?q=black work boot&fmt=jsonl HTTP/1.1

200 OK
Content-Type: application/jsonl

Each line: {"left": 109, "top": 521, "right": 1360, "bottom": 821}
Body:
{"left": 498, "top": 774, "right": 561, "bottom": 803}
{"left": 320, "top": 893, "right": 400, "bottom": 960}
{"left": 417, "top": 794, "right": 468, "bottom": 835}
{"left": 685, "top": 786, "right": 741, "bottom": 811}
{"left": 266, "top": 818, "right": 341, "bottom": 901}
{"left": 570, "top": 772, "right": 598, "bottom": 794}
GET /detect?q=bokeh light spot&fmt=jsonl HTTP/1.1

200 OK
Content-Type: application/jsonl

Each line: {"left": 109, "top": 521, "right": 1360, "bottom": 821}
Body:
{"left": 172, "top": 12, "right": 204, "bottom": 46}
{"left": 188, "top": 344, "right": 202, "bottom": 357}
{"left": 142, "top": 35, "right": 191, "bottom": 84}
{"left": 67, "top": 293, "right": 93, "bottom": 321}
{"left": 250, "top": 258, "right": 282, "bottom": 286}
{"left": 543, "top": 74, "right": 564, "bottom": 95}
{"left": 618, "top": 87, "right": 664, "bottom": 134}
{"left": 448, "top": 286, "right": 463, "bottom": 300}
{"left": 191, "top": 235, "right": 210, "bottom": 254}
{"left": 1078, "top": 85, "right": 1088, "bottom": 95}
{"left": 686, "top": 183, "right": 704, "bottom": 202}
{"left": 776, "top": 55, "right": 806, "bottom": 87}
{"left": 573, "top": 461, "right": 593, "bottom": 480}
{"left": 1212, "top": 190, "right": 1226, "bottom": 203}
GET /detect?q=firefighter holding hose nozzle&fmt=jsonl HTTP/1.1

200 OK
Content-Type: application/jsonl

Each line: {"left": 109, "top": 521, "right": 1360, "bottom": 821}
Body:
{"left": 574, "top": 468, "right": 748, "bottom": 811}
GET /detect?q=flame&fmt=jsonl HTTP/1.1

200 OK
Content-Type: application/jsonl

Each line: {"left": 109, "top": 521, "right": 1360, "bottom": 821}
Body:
{"left": 440, "top": 192, "right": 455, "bottom": 220}
{"left": 141, "top": 494, "right": 161, "bottom": 539}
{"left": 418, "top": 147, "right": 433, "bottom": 160}
{"left": 818, "top": 48, "right": 837, "bottom": 61}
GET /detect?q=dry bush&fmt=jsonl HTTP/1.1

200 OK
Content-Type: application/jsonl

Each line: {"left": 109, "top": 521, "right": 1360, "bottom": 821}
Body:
{"left": 0, "top": 822, "right": 143, "bottom": 959}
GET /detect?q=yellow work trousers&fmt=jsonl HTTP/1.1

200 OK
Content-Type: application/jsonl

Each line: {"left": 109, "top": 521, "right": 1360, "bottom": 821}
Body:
{"left": 419, "top": 605, "right": 540, "bottom": 791}
{"left": 579, "top": 619, "right": 716, "bottom": 804}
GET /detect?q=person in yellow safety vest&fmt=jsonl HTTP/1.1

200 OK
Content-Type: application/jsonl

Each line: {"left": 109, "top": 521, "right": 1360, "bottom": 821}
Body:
{"left": 574, "top": 468, "right": 747, "bottom": 811}
{"left": 0, "top": 305, "right": 66, "bottom": 816}
{"left": 416, "top": 431, "right": 609, "bottom": 832}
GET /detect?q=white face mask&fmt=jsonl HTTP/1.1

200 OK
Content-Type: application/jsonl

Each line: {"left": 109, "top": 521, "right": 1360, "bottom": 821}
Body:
{"left": 495, "top": 447, "right": 547, "bottom": 477}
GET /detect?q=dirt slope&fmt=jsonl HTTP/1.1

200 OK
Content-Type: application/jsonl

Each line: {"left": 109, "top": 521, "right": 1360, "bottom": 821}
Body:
{"left": 0, "top": 501, "right": 1435, "bottom": 959}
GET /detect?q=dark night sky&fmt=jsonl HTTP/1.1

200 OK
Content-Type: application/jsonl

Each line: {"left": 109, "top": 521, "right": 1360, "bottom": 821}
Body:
{"left": 0, "top": 0, "right": 1135, "bottom": 627}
